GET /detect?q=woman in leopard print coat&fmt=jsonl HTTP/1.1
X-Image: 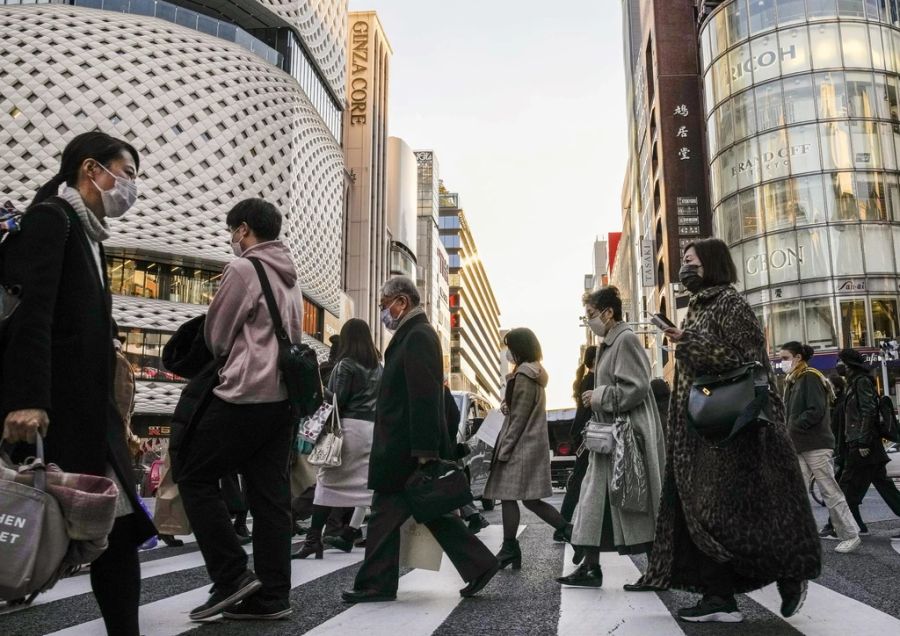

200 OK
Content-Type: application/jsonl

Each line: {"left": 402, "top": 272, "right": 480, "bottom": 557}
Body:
{"left": 640, "top": 239, "right": 820, "bottom": 624}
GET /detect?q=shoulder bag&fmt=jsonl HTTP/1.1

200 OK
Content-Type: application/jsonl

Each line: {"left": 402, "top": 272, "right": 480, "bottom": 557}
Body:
{"left": 582, "top": 387, "right": 620, "bottom": 455}
{"left": 307, "top": 394, "right": 343, "bottom": 467}
{"left": 687, "top": 361, "right": 770, "bottom": 444}
{"left": 248, "top": 258, "right": 323, "bottom": 419}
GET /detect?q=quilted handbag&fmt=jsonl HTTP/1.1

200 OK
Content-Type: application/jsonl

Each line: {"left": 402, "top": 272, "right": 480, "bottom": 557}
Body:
{"left": 307, "top": 396, "right": 342, "bottom": 468}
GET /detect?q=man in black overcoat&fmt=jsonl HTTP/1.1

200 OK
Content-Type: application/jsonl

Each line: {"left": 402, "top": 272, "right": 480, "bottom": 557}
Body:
{"left": 342, "top": 277, "right": 499, "bottom": 603}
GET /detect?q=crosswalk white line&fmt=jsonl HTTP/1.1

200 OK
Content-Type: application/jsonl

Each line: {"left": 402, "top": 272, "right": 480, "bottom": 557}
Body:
{"left": 747, "top": 581, "right": 900, "bottom": 635}
{"left": 305, "top": 524, "right": 511, "bottom": 636}
{"left": 43, "top": 546, "right": 364, "bottom": 636}
{"left": 557, "top": 546, "right": 684, "bottom": 636}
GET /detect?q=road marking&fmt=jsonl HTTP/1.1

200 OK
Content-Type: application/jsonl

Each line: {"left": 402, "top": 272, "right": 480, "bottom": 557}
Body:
{"left": 557, "top": 546, "right": 684, "bottom": 636}
{"left": 42, "top": 542, "right": 359, "bottom": 636}
{"left": 748, "top": 581, "right": 900, "bottom": 635}
{"left": 305, "top": 524, "right": 514, "bottom": 636}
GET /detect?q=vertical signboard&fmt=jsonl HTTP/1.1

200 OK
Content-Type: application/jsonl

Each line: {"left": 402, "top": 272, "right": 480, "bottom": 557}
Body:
{"left": 641, "top": 239, "right": 655, "bottom": 287}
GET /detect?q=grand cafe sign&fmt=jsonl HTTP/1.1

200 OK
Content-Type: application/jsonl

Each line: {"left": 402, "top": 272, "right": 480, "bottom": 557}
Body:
{"left": 731, "top": 143, "right": 812, "bottom": 178}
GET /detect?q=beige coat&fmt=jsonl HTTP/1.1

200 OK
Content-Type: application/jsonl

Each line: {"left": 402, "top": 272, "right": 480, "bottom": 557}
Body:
{"left": 483, "top": 362, "right": 552, "bottom": 501}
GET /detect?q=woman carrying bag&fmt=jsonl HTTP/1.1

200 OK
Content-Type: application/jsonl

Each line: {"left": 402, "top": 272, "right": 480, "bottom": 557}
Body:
{"left": 557, "top": 286, "right": 665, "bottom": 588}
{"left": 292, "top": 319, "right": 381, "bottom": 559}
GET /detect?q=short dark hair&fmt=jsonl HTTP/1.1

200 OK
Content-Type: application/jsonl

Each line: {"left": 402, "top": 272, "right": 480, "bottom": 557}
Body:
{"left": 584, "top": 286, "right": 623, "bottom": 321}
{"left": 505, "top": 328, "right": 542, "bottom": 364}
{"left": 684, "top": 238, "right": 737, "bottom": 287}
{"left": 226, "top": 198, "right": 282, "bottom": 241}
{"left": 336, "top": 318, "right": 380, "bottom": 369}
{"left": 780, "top": 341, "right": 814, "bottom": 361}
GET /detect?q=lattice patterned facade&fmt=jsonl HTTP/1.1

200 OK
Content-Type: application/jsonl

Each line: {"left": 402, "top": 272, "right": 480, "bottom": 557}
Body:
{"left": 0, "top": 4, "right": 345, "bottom": 416}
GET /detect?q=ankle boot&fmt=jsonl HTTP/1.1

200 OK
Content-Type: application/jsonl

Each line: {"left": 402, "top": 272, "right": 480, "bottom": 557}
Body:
{"left": 324, "top": 526, "right": 358, "bottom": 553}
{"left": 495, "top": 539, "right": 522, "bottom": 570}
{"left": 292, "top": 528, "right": 323, "bottom": 559}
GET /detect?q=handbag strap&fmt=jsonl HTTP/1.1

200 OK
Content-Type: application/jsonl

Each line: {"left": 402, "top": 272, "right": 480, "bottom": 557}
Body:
{"left": 0, "top": 432, "right": 47, "bottom": 492}
{"left": 248, "top": 258, "right": 290, "bottom": 345}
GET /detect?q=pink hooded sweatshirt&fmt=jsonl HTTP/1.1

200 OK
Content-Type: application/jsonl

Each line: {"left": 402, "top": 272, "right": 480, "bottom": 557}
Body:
{"left": 205, "top": 240, "right": 304, "bottom": 404}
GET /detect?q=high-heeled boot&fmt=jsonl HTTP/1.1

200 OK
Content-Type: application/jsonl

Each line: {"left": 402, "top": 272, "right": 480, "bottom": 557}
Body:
{"left": 495, "top": 538, "right": 522, "bottom": 570}
{"left": 291, "top": 527, "right": 323, "bottom": 559}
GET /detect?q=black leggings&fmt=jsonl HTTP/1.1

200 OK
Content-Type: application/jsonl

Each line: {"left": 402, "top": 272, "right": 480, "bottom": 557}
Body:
{"left": 90, "top": 514, "right": 141, "bottom": 636}
{"left": 501, "top": 500, "right": 565, "bottom": 540}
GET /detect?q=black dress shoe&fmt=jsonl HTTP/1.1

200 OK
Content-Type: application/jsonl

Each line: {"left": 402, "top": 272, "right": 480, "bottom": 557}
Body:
{"left": 341, "top": 589, "right": 397, "bottom": 604}
{"left": 556, "top": 563, "right": 603, "bottom": 588}
{"left": 777, "top": 579, "right": 808, "bottom": 618}
{"left": 459, "top": 560, "right": 501, "bottom": 598}
{"left": 624, "top": 581, "right": 666, "bottom": 592}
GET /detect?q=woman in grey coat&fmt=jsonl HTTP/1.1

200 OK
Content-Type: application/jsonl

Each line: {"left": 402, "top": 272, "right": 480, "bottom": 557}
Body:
{"left": 483, "top": 328, "right": 572, "bottom": 570}
{"left": 557, "top": 286, "right": 665, "bottom": 588}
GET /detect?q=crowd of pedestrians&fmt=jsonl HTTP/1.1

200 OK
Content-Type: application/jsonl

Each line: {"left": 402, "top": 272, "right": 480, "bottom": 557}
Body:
{"left": 2, "top": 134, "right": 900, "bottom": 633}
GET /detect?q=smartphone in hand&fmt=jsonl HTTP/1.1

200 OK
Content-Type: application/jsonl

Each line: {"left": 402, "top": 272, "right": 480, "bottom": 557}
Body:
{"left": 650, "top": 313, "right": 676, "bottom": 330}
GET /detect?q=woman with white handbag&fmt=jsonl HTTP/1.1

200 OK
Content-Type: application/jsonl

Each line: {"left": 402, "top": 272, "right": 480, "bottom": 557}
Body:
{"left": 292, "top": 319, "right": 381, "bottom": 559}
{"left": 557, "top": 286, "right": 665, "bottom": 589}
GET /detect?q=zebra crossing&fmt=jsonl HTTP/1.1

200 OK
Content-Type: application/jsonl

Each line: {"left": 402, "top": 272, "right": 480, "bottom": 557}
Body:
{"left": 2, "top": 513, "right": 899, "bottom": 635}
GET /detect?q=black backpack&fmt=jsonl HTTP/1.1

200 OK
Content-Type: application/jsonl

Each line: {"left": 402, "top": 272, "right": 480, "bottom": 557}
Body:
{"left": 876, "top": 394, "right": 900, "bottom": 443}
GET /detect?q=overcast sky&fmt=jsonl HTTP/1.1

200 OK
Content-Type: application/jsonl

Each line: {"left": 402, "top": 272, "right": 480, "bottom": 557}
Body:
{"left": 348, "top": 0, "right": 628, "bottom": 408}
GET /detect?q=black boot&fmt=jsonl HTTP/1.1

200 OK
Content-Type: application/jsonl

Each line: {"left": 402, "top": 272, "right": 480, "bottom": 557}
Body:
{"left": 323, "top": 526, "right": 360, "bottom": 553}
{"left": 291, "top": 527, "right": 323, "bottom": 559}
{"left": 495, "top": 539, "right": 522, "bottom": 570}
{"left": 159, "top": 534, "right": 184, "bottom": 548}
{"left": 557, "top": 563, "right": 603, "bottom": 588}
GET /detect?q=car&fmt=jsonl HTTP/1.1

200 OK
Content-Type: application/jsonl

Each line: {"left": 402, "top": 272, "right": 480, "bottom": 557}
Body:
{"left": 547, "top": 408, "right": 578, "bottom": 489}
{"left": 887, "top": 442, "right": 900, "bottom": 488}
{"left": 451, "top": 391, "right": 496, "bottom": 511}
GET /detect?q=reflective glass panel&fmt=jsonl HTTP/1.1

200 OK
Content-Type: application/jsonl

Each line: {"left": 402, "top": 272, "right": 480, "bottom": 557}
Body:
{"left": 789, "top": 124, "right": 823, "bottom": 175}
{"left": 840, "top": 299, "right": 869, "bottom": 347}
{"left": 707, "top": 112, "right": 719, "bottom": 157}
{"left": 743, "top": 237, "right": 770, "bottom": 289}
{"left": 726, "top": 0, "right": 750, "bottom": 45}
{"left": 750, "top": 0, "right": 777, "bottom": 35}
{"left": 872, "top": 298, "right": 899, "bottom": 341}
{"left": 705, "top": 70, "right": 716, "bottom": 116}
{"left": 767, "top": 231, "right": 800, "bottom": 284}
{"left": 877, "top": 75, "right": 900, "bottom": 120}
{"left": 847, "top": 71, "right": 877, "bottom": 117}
{"left": 841, "top": 23, "right": 872, "bottom": 68}
{"left": 771, "top": 302, "right": 804, "bottom": 347}
{"left": 837, "top": 0, "right": 867, "bottom": 17}
{"left": 830, "top": 225, "right": 865, "bottom": 274}
{"left": 893, "top": 226, "right": 900, "bottom": 266}
{"left": 722, "top": 195, "right": 741, "bottom": 244}
{"left": 810, "top": 23, "right": 843, "bottom": 69}
{"left": 784, "top": 75, "right": 816, "bottom": 124}
{"left": 701, "top": 24, "right": 713, "bottom": 71}
{"left": 857, "top": 171, "right": 887, "bottom": 220}
{"left": 741, "top": 187, "right": 766, "bottom": 237}
{"left": 730, "top": 43, "right": 754, "bottom": 93}
{"left": 750, "top": 33, "right": 781, "bottom": 84}
{"left": 865, "top": 0, "right": 881, "bottom": 19}
{"left": 720, "top": 146, "right": 738, "bottom": 197}
{"left": 732, "top": 89, "right": 757, "bottom": 140}
{"left": 814, "top": 72, "right": 848, "bottom": 118}
{"left": 827, "top": 172, "right": 859, "bottom": 220}
{"left": 738, "top": 137, "right": 763, "bottom": 190}
{"left": 862, "top": 225, "right": 894, "bottom": 272}
{"left": 820, "top": 121, "right": 853, "bottom": 170}
{"left": 779, "top": 26, "right": 812, "bottom": 75}
{"left": 732, "top": 244, "right": 746, "bottom": 289}
{"left": 717, "top": 99, "right": 735, "bottom": 148}
{"left": 756, "top": 81, "right": 784, "bottom": 130}
{"left": 870, "top": 24, "right": 887, "bottom": 70}
{"left": 888, "top": 174, "right": 900, "bottom": 219}
{"left": 807, "top": 0, "right": 838, "bottom": 18}
{"left": 762, "top": 179, "right": 794, "bottom": 230}
{"left": 712, "top": 55, "right": 732, "bottom": 105}
{"left": 851, "top": 121, "right": 882, "bottom": 170}
{"left": 778, "top": 0, "right": 807, "bottom": 24}
{"left": 711, "top": 5, "right": 729, "bottom": 56}
{"left": 805, "top": 298, "right": 838, "bottom": 349}
{"left": 797, "top": 227, "right": 833, "bottom": 279}
{"left": 792, "top": 174, "right": 829, "bottom": 226}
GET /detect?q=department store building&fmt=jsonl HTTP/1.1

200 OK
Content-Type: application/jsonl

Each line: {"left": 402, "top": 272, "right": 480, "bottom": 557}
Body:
{"left": 703, "top": 0, "right": 900, "bottom": 379}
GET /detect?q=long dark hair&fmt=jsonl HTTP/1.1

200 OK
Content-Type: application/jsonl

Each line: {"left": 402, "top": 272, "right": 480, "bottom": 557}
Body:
{"left": 572, "top": 345, "right": 598, "bottom": 400}
{"left": 335, "top": 318, "right": 380, "bottom": 369}
{"left": 31, "top": 131, "right": 140, "bottom": 207}
{"left": 684, "top": 237, "right": 737, "bottom": 287}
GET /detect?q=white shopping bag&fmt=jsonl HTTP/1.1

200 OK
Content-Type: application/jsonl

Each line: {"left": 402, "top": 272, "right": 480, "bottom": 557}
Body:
{"left": 475, "top": 408, "right": 505, "bottom": 448}
{"left": 398, "top": 518, "right": 443, "bottom": 571}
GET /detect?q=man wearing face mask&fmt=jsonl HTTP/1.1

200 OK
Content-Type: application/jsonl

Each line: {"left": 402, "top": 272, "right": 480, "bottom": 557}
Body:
{"left": 177, "top": 198, "right": 303, "bottom": 621}
{"left": 343, "top": 276, "right": 500, "bottom": 603}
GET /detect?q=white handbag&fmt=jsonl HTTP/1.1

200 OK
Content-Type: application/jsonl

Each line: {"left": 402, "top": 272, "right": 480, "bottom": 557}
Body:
{"left": 308, "top": 395, "right": 342, "bottom": 467}
{"left": 582, "top": 388, "right": 619, "bottom": 455}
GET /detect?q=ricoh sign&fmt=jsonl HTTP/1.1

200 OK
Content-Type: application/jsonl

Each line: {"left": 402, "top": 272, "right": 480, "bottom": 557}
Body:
{"left": 731, "top": 45, "right": 797, "bottom": 81}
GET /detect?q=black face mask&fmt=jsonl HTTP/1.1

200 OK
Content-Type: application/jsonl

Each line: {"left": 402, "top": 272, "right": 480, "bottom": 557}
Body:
{"left": 679, "top": 264, "right": 704, "bottom": 294}
{"left": 835, "top": 362, "right": 847, "bottom": 377}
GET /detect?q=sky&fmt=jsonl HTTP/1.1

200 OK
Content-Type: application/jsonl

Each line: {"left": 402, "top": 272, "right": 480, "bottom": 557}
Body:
{"left": 348, "top": 0, "right": 628, "bottom": 409}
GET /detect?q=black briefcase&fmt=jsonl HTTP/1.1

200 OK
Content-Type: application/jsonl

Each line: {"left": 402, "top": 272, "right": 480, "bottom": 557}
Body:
{"left": 404, "top": 460, "right": 473, "bottom": 523}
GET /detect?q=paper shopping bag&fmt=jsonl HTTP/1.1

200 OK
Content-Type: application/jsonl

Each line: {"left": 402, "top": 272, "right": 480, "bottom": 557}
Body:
{"left": 398, "top": 518, "right": 443, "bottom": 571}
{"left": 154, "top": 452, "right": 190, "bottom": 536}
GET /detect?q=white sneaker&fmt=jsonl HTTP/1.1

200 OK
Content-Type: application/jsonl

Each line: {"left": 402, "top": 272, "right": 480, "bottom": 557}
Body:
{"left": 835, "top": 536, "right": 862, "bottom": 553}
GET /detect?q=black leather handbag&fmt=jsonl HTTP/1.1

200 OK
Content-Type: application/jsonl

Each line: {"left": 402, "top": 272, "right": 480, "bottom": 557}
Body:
{"left": 404, "top": 460, "right": 473, "bottom": 523}
{"left": 687, "top": 362, "right": 770, "bottom": 444}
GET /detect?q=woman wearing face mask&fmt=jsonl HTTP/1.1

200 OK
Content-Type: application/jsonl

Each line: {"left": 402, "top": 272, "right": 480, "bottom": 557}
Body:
{"left": 780, "top": 342, "right": 860, "bottom": 554}
{"left": 0, "top": 131, "right": 154, "bottom": 635}
{"left": 483, "top": 328, "right": 572, "bottom": 570}
{"left": 557, "top": 286, "right": 665, "bottom": 588}
{"left": 640, "top": 238, "right": 820, "bottom": 624}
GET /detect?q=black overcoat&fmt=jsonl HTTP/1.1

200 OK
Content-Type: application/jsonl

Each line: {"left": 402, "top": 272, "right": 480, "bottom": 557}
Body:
{"left": 368, "top": 312, "right": 453, "bottom": 493}
{"left": 0, "top": 197, "right": 154, "bottom": 541}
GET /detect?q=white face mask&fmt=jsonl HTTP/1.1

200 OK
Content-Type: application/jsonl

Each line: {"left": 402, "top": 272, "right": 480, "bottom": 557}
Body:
{"left": 381, "top": 298, "right": 402, "bottom": 332}
{"left": 230, "top": 227, "right": 244, "bottom": 257}
{"left": 92, "top": 163, "right": 137, "bottom": 218}
{"left": 780, "top": 359, "right": 794, "bottom": 374}
{"left": 588, "top": 311, "right": 611, "bottom": 338}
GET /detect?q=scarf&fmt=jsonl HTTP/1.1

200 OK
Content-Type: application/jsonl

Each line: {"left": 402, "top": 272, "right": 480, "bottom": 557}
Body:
{"left": 58, "top": 184, "right": 110, "bottom": 243}
{"left": 787, "top": 360, "right": 836, "bottom": 402}
{"left": 397, "top": 305, "right": 426, "bottom": 330}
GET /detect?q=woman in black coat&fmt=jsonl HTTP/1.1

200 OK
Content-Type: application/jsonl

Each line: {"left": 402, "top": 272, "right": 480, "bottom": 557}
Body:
{"left": 1, "top": 132, "right": 154, "bottom": 635}
{"left": 559, "top": 345, "right": 597, "bottom": 526}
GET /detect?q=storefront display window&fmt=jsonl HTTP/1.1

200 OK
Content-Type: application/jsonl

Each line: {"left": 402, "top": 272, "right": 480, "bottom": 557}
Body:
{"left": 811, "top": 23, "right": 843, "bottom": 69}
{"left": 814, "top": 72, "right": 848, "bottom": 119}
{"left": 119, "top": 328, "right": 184, "bottom": 382}
{"left": 856, "top": 172, "right": 889, "bottom": 219}
{"left": 841, "top": 299, "right": 869, "bottom": 347}
{"left": 841, "top": 23, "right": 872, "bottom": 69}
{"left": 771, "top": 301, "right": 803, "bottom": 346}
{"left": 820, "top": 121, "right": 853, "bottom": 171}
{"left": 872, "top": 298, "right": 899, "bottom": 341}
{"left": 827, "top": 172, "right": 858, "bottom": 220}
{"left": 784, "top": 75, "right": 816, "bottom": 124}
{"left": 107, "top": 257, "right": 222, "bottom": 305}
{"left": 862, "top": 224, "right": 895, "bottom": 270}
{"left": 741, "top": 188, "right": 766, "bottom": 237}
{"left": 797, "top": 227, "right": 832, "bottom": 279}
{"left": 805, "top": 298, "right": 838, "bottom": 348}
{"left": 830, "top": 225, "right": 865, "bottom": 274}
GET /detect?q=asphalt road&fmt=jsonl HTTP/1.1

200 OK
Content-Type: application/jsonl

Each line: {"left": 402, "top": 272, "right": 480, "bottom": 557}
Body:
{"left": 1, "top": 492, "right": 898, "bottom": 635}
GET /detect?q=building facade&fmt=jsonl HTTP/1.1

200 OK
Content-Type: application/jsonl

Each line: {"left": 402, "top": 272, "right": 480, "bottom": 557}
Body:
{"left": 415, "top": 150, "right": 451, "bottom": 373}
{"left": 385, "top": 136, "right": 417, "bottom": 279}
{"left": 343, "top": 10, "right": 391, "bottom": 350}
{"left": 0, "top": 0, "right": 347, "bottom": 438}
{"left": 439, "top": 188, "right": 503, "bottom": 404}
{"left": 700, "top": 0, "right": 900, "bottom": 381}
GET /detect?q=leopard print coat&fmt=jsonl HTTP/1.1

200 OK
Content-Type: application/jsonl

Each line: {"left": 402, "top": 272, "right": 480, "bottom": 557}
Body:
{"left": 641, "top": 285, "right": 821, "bottom": 593}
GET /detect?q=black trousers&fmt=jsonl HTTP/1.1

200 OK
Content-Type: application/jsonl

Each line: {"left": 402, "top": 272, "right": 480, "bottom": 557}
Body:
{"left": 840, "top": 461, "right": 900, "bottom": 520}
{"left": 178, "top": 397, "right": 293, "bottom": 601}
{"left": 353, "top": 491, "right": 497, "bottom": 594}
{"left": 91, "top": 514, "right": 141, "bottom": 636}
{"left": 560, "top": 450, "right": 590, "bottom": 522}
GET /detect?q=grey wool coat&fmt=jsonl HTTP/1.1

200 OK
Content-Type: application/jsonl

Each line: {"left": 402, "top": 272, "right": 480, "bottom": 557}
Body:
{"left": 572, "top": 322, "right": 666, "bottom": 552}
{"left": 483, "top": 362, "right": 553, "bottom": 501}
